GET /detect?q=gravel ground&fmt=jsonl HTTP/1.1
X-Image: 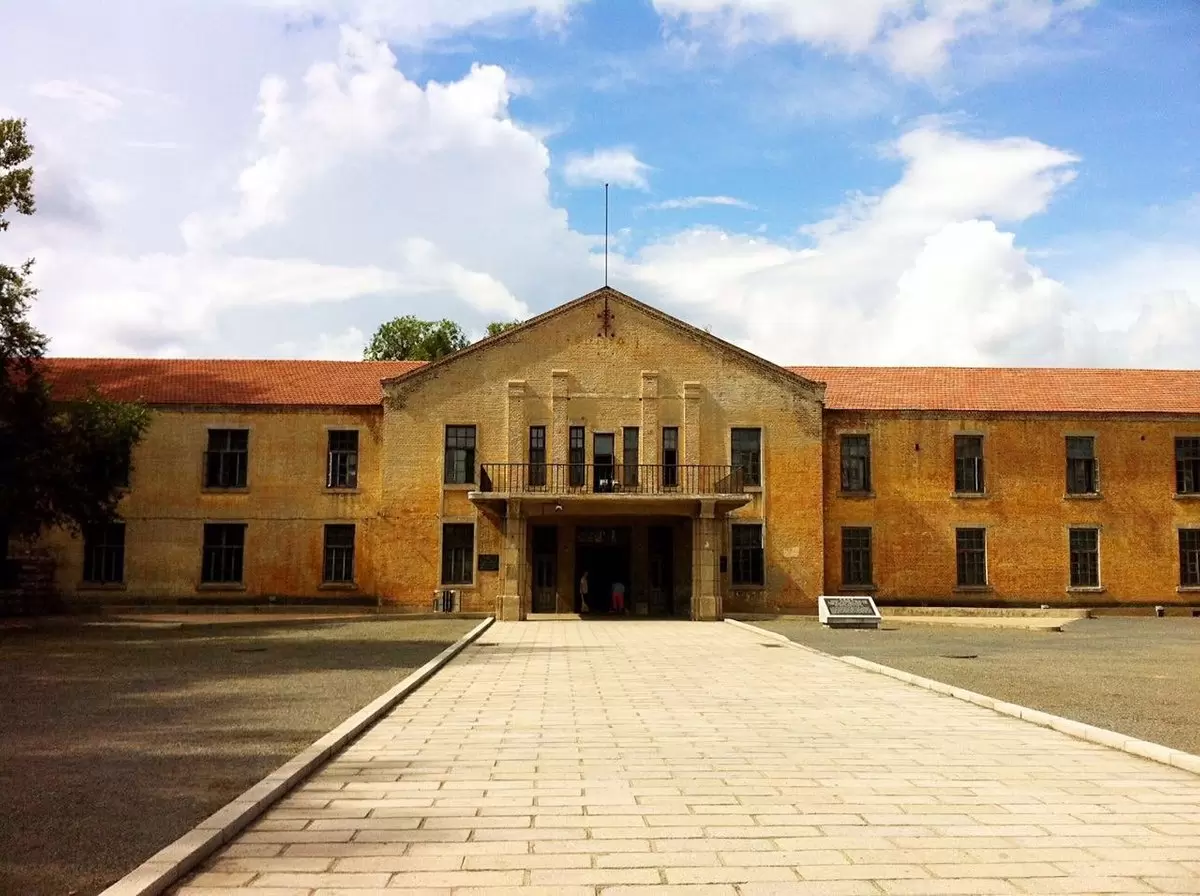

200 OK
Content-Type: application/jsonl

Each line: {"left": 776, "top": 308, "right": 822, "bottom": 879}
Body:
{"left": 754, "top": 616, "right": 1200, "bottom": 756}
{"left": 0, "top": 616, "right": 475, "bottom": 896}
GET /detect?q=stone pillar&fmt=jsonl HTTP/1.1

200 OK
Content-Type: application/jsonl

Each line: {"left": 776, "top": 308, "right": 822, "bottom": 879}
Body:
{"left": 506, "top": 380, "right": 526, "bottom": 465}
{"left": 499, "top": 499, "right": 526, "bottom": 621}
{"left": 682, "top": 381, "right": 701, "bottom": 467}
{"left": 640, "top": 371, "right": 659, "bottom": 467}
{"left": 551, "top": 370, "right": 570, "bottom": 466}
{"left": 691, "top": 500, "right": 723, "bottom": 621}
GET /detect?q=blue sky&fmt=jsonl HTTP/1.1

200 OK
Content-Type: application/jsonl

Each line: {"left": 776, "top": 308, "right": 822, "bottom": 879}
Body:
{"left": 1, "top": 0, "right": 1198, "bottom": 365}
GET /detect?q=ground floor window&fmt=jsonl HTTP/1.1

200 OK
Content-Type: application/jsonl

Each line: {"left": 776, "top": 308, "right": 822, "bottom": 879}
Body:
{"left": 83, "top": 522, "right": 126, "bottom": 584}
{"left": 955, "top": 527, "right": 987, "bottom": 587}
{"left": 1068, "top": 527, "right": 1099, "bottom": 588}
{"left": 841, "top": 527, "right": 872, "bottom": 587}
{"left": 202, "top": 523, "right": 246, "bottom": 584}
{"left": 1181, "top": 529, "right": 1200, "bottom": 587}
{"left": 323, "top": 524, "right": 355, "bottom": 584}
{"left": 731, "top": 523, "right": 764, "bottom": 586}
{"left": 442, "top": 523, "right": 474, "bottom": 585}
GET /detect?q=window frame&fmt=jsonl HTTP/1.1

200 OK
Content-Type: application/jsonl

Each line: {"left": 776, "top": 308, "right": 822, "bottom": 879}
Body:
{"left": 201, "top": 523, "right": 247, "bottom": 585}
{"left": 841, "top": 526, "right": 873, "bottom": 588}
{"left": 1065, "top": 435, "right": 1098, "bottom": 496}
{"left": 953, "top": 434, "right": 985, "bottom": 495}
{"left": 440, "top": 522, "right": 475, "bottom": 586}
{"left": 839, "top": 434, "right": 872, "bottom": 494}
{"left": 1176, "top": 437, "right": 1200, "bottom": 495}
{"left": 731, "top": 427, "right": 763, "bottom": 488}
{"left": 1180, "top": 529, "right": 1200, "bottom": 588}
{"left": 326, "top": 429, "right": 359, "bottom": 490}
{"left": 662, "top": 426, "right": 680, "bottom": 489}
{"left": 955, "top": 527, "right": 988, "bottom": 588}
{"left": 528, "top": 425, "right": 547, "bottom": 488}
{"left": 204, "top": 428, "right": 249, "bottom": 490}
{"left": 730, "top": 522, "right": 765, "bottom": 587}
{"left": 1068, "top": 527, "right": 1100, "bottom": 589}
{"left": 622, "top": 426, "right": 639, "bottom": 488}
{"left": 569, "top": 425, "right": 586, "bottom": 488}
{"left": 443, "top": 425, "right": 477, "bottom": 485}
{"left": 82, "top": 522, "right": 126, "bottom": 585}
{"left": 322, "top": 523, "right": 356, "bottom": 585}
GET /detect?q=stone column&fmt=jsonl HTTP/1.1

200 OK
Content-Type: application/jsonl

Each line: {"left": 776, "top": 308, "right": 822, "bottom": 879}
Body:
{"left": 691, "top": 500, "right": 723, "bottom": 621}
{"left": 551, "top": 370, "right": 570, "bottom": 466}
{"left": 499, "top": 498, "right": 526, "bottom": 621}
{"left": 640, "top": 371, "right": 659, "bottom": 468}
{"left": 682, "top": 381, "right": 701, "bottom": 467}
{"left": 506, "top": 380, "right": 526, "bottom": 465}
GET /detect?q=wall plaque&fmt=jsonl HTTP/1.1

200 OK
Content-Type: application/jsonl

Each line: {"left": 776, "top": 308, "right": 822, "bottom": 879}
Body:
{"left": 477, "top": 553, "right": 500, "bottom": 571}
{"left": 817, "top": 594, "right": 882, "bottom": 629}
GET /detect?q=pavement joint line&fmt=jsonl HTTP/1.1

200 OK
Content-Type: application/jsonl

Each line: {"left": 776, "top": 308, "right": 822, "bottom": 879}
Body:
{"left": 96, "top": 615, "right": 494, "bottom": 896}
{"left": 725, "top": 617, "right": 1200, "bottom": 778}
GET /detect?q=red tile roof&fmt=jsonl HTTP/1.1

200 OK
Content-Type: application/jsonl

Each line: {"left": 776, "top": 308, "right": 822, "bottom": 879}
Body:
{"left": 37, "top": 358, "right": 1200, "bottom": 414}
{"left": 41, "top": 358, "right": 422, "bottom": 407}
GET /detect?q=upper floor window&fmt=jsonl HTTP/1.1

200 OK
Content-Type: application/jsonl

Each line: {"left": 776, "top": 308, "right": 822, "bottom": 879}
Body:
{"left": 731, "top": 523, "right": 764, "bottom": 587}
{"left": 1068, "top": 527, "right": 1099, "bottom": 588}
{"left": 202, "top": 523, "right": 246, "bottom": 584}
{"left": 841, "top": 527, "right": 872, "bottom": 587}
{"left": 732, "top": 428, "right": 762, "bottom": 487}
{"left": 569, "top": 426, "right": 586, "bottom": 488}
{"left": 1176, "top": 437, "right": 1200, "bottom": 495}
{"left": 528, "top": 426, "right": 546, "bottom": 487}
{"left": 1066, "top": 436, "right": 1097, "bottom": 495}
{"left": 954, "top": 435, "right": 984, "bottom": 494}
{"left": 205, "top": 429, "right": 248, "bottom": 489}
{"left": 662, "top": 427, "right": 679, "bottom": 488}
{"left": 1180, "top": 529, "right": 1200, "bottom": 588}
{"left": 956, "top": 527, "right": 987, "bottom": 587}
{"left": 840, "top": 434, "right": 871, "bottom": 493}
{"left": 327, "top": 430, "right": 359, "bottom": 489}
{"left": 83, "top": 522, "right": 125, "bottom": 585}
{"left": 444, "top": 425, "right": 476, "bottom": 485}
{"left": 323, "top": 524, "right": 355, "bottom": 584}
{"left": 623, "top": 427, "right": 639, "bottom": 487}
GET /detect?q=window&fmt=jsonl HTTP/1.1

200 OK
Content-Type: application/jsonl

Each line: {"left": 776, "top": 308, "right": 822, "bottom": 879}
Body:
{"left": 1180, "top": 530, "right": 1200, "bottom": 587}
{"left": 113, "top": 444, "right": 132, "bottom": 489}
{"left": 1176, "top": 438, "right": 1200, "bottom": 495}
{"left": 323, "top": 524, "right": 355, "bottom": 584}
{"left": 441, "top": 523, "right": 474, "bottom": 585}
{"left": 444, "top": 426, "right": 476, "bottom": 485}
{"left": 954, "top": 435, "right": 984, "bottom": 494}
{"left": 662, "top": 427, "right": 679, "bottom": 488}
{"left": 840, "top": 435, "right": 871, "bottom": 493}
{"left": 205, "top": 429, "right": 248, "bottom": 489}
{"left": 569, "top": 426, "right": 586, "bottom": 488}
{"left": 622, "top": 427, "right": 639, "bottom": 487}
{"left": 1066, "top": 436, "right": 1097, "bottom": 495}
{"left": 528, "top": 426, "right": 546, "bottom": 487}
{"left": 83, "top": 522, "right": 125, "bottom": 584}
{"left": 731, "top": 523, "right": 764, "bottom": 586}
{"left": 1069, "top": 528, "right": 1099, "bottom": 588}
{"left": 732, "top": 428, "right": 762, "bottom": 487}
{"left": 202, "top": 523, "right": 246, "bottom": 584}
{"left": 955, "top": 528, "right": 987, "bottom": 587}
{"left": 841, "top": 527, "right": 872, "bottom": 587}
{"left": 327, "top": 430, "right": 359, "bottom": 489}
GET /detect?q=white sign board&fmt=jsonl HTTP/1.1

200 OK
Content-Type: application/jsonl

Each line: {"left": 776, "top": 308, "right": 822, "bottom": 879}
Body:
{"left": 818, "top": 594, "right": 882, "bottom": 629}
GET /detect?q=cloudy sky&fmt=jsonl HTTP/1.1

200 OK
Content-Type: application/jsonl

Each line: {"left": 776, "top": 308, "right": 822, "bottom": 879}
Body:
{"left": 1, "top": 0, "right": 1198, "bottom": 366}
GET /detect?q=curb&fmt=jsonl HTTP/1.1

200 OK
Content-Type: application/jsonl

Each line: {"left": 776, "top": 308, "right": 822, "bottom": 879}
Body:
{"left": 99, "top": 616, "right": 495, "bottom": 896}
{"left": 724, "top": 618, "right": 1200, "bottom": 778}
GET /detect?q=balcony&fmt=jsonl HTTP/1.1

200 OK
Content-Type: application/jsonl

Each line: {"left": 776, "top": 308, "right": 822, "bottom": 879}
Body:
{"left": 476, "top": 462, "right": 749, "bottom": 498}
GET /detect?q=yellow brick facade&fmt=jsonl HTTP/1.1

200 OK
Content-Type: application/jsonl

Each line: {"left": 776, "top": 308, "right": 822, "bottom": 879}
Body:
{"left": 32, "top": 290, "right": 1200, "bottom": 614}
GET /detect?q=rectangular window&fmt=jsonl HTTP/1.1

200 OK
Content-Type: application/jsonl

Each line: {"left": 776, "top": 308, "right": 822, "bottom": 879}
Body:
{"left": 732, "top": 428, "right": 762, "bottom": 487}
{"left": 622, "top": 427, "right": 639, "bottom": 487}
{"left": 1068, "top": 528, "right": 1099, "bottom": 588}
{"left": 955, "top": 528, "right": 987, "bottom": 587}
{"left": 662, "top": 427, "right": 679, "bottom": 488}
{"left": 201, "top": 523, "right": 246, "bottom": 584}
{"left": 323, "top": 524, "right": 355, "bottom": 584}
{"left": 1066, "top": 436, "right": 1097, "bottom": 495}
{"left": 83, "top": 522, "right": 125, "bottom": 584}
{"left": 528, "top": 426, "right": 546, "bottom": 487}
{"left": 1180, "top": 530, "right": 1200, "bottom": 587}
{"left": 204, "top": 429, "right": 248, "bottom": 489}
{"left": 841, "top": 527, "right": 873, "bottom": 587}
{"left": 840, "top": 434, "right": 871, "bottom": 493}
{"left": 443, "top": 425, "right": 476, "bottom": 485}
{"left": 1176, "top": 437, "right": 1200, "bottom": 495}
{"left": 954, "top": 435, "right": 984, "bottom": 494}
{"left": 114, "top": 444, "right": 132, "bottom": 489}
{"left": 731, "top": 523, "right": 764, "bottom": 586}
{"left": 327, "top": 430, "right": 359, "bottom": 489}
{"left": 569, "top": 426, "right": 586, "bottom": 488}
{"left": 441, "top": 523, "right": 474, "bottom": 585}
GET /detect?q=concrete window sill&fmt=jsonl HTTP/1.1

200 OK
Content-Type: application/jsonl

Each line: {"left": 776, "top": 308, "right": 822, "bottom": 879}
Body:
{"left": 839, "top": 584, "right": 877, "bottom": 592}
{"left": 77, "top": 582, "right": 126, "bottom": 591}
{"left": 443, "top": 483, "right": 477, "bottom": 492}
{"left": 1064, "top": 492, "right": 1102, "bottom": 500}
{"left": 951, "top": 492, "right": 988, "bottom": 499}
{"left": 201, "top": 488, "right": 249, "bottom": 495}
{"left": 953, "top": 585, "right": 992, "bottom": 593}
{"left": 319, "top": 582, "right": 358, "bottom": 591}
{"left": 1067, "top": 586, "right": 1105, "bottom": 593}
{"left": 744, "top": 485, "right": 764, "bottom": 494}
{"left": 196, "top": 582, "right": 247, "bottom": 592}
{"left": 838, "top": 491, "right": 875, "bottom": 499}
{"left": 1174, "top": 493, "right": 1200, "bottom": 500}
{"left": 324, "top": 488, "right": 361, "bottom": 495}
{"left": 1177, "top": 586, "right": 1200, "bottom": 593}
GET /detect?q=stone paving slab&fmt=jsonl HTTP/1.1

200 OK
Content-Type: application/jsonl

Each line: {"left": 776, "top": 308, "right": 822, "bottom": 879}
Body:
{"left": 173, "top": 620, "right": 1200, "bottom": 895}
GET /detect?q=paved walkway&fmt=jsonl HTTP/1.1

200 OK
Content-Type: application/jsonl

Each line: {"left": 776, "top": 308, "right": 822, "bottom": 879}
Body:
{"left": 176, "top": 621, "right": 1200, "bottom": 895}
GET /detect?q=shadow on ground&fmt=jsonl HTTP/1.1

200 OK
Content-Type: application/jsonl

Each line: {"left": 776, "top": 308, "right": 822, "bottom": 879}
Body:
{"left": 0, "top": 617, "right": 474, "bottom": 896}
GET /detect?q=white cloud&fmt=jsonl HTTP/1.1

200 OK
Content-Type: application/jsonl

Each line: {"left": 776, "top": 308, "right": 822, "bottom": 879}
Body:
{"left": 652, "top": 0, "right": 1094, "bottom": 76}
{"left": 649, "top": 195, "right": 756, "bottom": 211}
{"left": 562, "top": 147, "right": 652, "bottom": 190}
{"left": 30, "top": 79, "right": 122, "bottom": 121}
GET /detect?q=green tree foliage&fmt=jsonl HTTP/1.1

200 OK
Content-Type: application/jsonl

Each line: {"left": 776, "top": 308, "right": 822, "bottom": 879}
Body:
{"left": 363, "top": 316, "right": 470, "bottom": 361}
{"left": 485, "top": 320, "right": 521, "bottom": 337}
{"left": 0, "top": 118, "right": 149, "bottom": 546}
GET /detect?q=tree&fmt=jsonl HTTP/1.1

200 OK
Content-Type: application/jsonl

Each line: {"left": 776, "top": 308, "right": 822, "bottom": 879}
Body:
{"left": 485, "top": 320, "right": 521, "bottom": 337}
{"left": 0, "top": 118, "right": 149, "bottom": 552}
{"left": 363, "top": 316, "right": 469, "bottom": 361}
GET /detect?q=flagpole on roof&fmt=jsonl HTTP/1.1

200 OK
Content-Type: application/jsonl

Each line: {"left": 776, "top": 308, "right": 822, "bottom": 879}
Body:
{"left": 604, "top": 182, "right": 609, "bottom": 287}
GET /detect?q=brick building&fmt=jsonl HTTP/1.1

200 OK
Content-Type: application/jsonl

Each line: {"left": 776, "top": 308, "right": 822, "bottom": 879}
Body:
{"left": 30, "top": 287, "right": 1200, "bottom": 617}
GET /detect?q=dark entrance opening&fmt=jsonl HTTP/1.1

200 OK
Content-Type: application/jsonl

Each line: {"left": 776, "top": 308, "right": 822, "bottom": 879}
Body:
{"left": 575, "top": 525, "right": 631, "bottom": 614}
{"left": 648, "top": 525, "right": 675, "bottom": 616}
{"left": 531, "top": 526, "right": 557, "bottom": 613}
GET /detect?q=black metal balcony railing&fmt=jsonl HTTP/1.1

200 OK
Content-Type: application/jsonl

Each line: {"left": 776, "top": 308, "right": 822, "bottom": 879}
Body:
{"left": 478, "top": 463, "right": 748, "bottom": 496}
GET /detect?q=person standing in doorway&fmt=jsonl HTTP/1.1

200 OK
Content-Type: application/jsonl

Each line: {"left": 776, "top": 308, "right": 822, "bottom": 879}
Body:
{"left": 579, "top": 571, "right": 590, "bottom": 614}
{"left": 611, "top": 579, "right": 626, "bottom": 614}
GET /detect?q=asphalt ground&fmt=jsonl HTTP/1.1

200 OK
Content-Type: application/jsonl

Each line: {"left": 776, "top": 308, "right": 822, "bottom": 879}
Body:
{"left": 0, "top": 616, "right": 475, "bottom": 896}
{"left": 754, "top": 615, "right": 1200, "bottom": 756}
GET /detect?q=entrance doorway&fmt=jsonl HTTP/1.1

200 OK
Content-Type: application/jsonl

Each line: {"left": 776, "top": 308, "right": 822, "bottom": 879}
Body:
{"left": 648, "top": 525, "right": 675, "bottom": 616}
{"left": 531, "top": 526, "right": 557, "bottom": 613}
{"left": 575, "top": 525, "right": 631, "bottom": 614}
